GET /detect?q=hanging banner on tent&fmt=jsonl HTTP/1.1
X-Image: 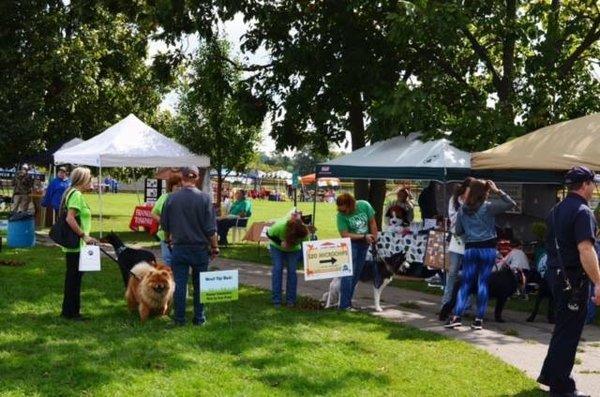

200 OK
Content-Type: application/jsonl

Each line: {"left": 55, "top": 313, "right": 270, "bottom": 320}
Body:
{"left": 303, "top": 238, "right": 353, "bottom": 281}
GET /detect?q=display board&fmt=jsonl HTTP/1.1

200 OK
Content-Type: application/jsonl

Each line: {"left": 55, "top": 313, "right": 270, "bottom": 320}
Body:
{"left": 303, "top": 238, "right": 353, "bottom": 281}
{"left": 144, "top": 178, "right": 165, "bottom": 204}
{"left": 423, "top": 230, "right": 450, "bottom": 270}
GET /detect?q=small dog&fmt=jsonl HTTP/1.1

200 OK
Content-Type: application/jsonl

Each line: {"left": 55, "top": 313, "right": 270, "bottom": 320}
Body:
{"left": 322, "top": 250, "right": 409, "bottom": 311}
{"left": 387, "top": 211, "right": 404, "bottom": 233}
{"left": 125, "top": 262, "right": 174, "bottom": 322}
{"left": 102, "top": 232, "right": 157, "bottom": 287}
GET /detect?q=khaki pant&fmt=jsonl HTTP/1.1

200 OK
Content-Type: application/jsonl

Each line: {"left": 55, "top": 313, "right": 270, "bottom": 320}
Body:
{"left": 11, "top": 194, "right": 30, "bottom": 213}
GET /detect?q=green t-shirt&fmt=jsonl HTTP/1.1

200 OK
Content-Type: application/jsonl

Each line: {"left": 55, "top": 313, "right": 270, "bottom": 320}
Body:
{"left": 62, "top": 190, "right": 92, "bottom": 253}
{"left": 268, "top": 217, "right": 308, "bottom": 252}
{"left": 336, "top": 200, "right": 375, "bottom": 235}
{"left": 152, "top": 193, "right": 169, "bottom": 241}
{"left": 229, "top": 199, "right": 252, "bottom": 218}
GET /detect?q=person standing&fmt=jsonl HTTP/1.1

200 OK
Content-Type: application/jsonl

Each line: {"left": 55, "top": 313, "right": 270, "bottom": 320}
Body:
{"left": 418, "top": 181, "right": 438, "bottom": 220}
{"left": 161, "top": 166, "right": 218, "bottom": 326}
{"left": 439, "top": 177, "right": 473, "bottom": 321}
{"left": 445, "top": 179, "right": 516, "bottom": 330}
{"left": 41, "top": 167, "right": 70, "bottom": 224}
{"left": 336, "top": 193, "right": 378, "bottom": 310}
{"left": 217, "top": 190, "right": 252, "bottom": 246}
{"left": 267, "top": 214, "right": 310, "bottom": 307}
{"left": 538, "top": 166, "right": 600, "bottom": 397}
{"left": 11, "top": 164, "right": 33, "bottom": 213}
{"left": 151, "top": 174, "right": 182, "bottom": 266}
{"left": 61, "top": 167, "right": 98, "bottom": 320}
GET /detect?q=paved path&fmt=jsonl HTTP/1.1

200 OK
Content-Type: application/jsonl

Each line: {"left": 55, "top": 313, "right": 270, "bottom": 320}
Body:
{"left": 211, "top": 257, "right": 600, "bottom": 396}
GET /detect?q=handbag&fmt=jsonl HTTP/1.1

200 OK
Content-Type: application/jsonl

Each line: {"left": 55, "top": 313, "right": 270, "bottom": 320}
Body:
{"left": 49, "top": 190, "right": 80, "bottom": 249}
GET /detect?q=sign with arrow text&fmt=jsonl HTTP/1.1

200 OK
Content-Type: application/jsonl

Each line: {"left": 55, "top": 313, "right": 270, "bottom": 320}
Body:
{"left": 302, "top": 238, "right": 353, "bottom": 281}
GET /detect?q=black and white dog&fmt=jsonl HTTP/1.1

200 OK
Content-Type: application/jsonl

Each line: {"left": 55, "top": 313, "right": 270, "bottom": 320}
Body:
{"left": 102, "top": 232, "right": 157, "bottom": 287}
{"left": 322, "top": 248, "right": 409, "bottom": 311}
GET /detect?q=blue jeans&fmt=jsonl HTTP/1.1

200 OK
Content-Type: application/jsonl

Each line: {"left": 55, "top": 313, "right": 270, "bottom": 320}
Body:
{"left": 340, "top": 242, "right": 369, "bottom": 309}
{"left": 442, "top": 251, "right": 462, "bottom": 306}
{"left": 270, "top": 246, "right": 302, "bottom": 305}
{"left": 160, "top": 240, "right": 172, "bottom": 266}
{"left": 454, "top": 247, "right": 496, "bottom": 319}
{"left": 171, "top": 246, "right": 209, "bottom": 324}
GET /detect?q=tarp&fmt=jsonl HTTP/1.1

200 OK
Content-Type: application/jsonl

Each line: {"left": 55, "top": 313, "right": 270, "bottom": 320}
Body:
{"left": 54, "top": 114, "right": 210, "bottom": 168}
{"left": 301, "top": 173, "right": 340, "bottom": 186}
{"left": 316, "top": 133, "right": 470, "bottom": 181}
{"left": 472, "top": 113, "right": 600, "bottom": 171}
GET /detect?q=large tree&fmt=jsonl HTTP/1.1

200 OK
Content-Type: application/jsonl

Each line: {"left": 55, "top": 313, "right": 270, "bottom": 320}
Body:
{"left": 380, "top": 0, "right": 600, "bottom": 151}
{"left": 173, "top": 39, "right": 264, "bottom": 207}
{"left": 0, "top": 0, "right": 172, "bottom": 165}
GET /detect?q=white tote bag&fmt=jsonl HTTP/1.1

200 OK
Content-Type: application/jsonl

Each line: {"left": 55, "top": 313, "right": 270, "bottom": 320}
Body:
{"left": 79, "top": 245, "right": 101, "bottom": 271}
{"left": 448, "top": 235, "right": 465, "bottom": 255}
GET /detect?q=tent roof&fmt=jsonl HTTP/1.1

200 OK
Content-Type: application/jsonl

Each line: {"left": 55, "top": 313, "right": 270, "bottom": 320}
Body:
{"left": 472, "top": 113, "right": 600, "bottom": 171}
{"left": 54, "top": 114, "right": 210, "bottom": 168}
{"left": 317, "top": 133, "right": 470, "bottom": 181}
{"left": 58, "top": 138, "right": 85, "bottom": 152}
{"left": 301, "top": 173, "right": 339, "bottom": 185}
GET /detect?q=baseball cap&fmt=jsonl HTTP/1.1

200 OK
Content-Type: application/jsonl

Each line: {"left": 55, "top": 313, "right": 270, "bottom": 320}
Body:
{"left": 564, "top": 166, "right": 600, "bottom": 184}
{"left": 180, "top": 166, "right": 199, "bottom": 178}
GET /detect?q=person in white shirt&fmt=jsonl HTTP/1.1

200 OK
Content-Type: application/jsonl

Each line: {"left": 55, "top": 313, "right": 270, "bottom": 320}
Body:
{"left": 499, "top": 240, "right": 530, "bottom": 298}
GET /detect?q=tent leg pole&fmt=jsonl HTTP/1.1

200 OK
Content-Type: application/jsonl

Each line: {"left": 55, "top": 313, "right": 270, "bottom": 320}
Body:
{"left": 312, "top": 179, "right": 318, "bottom": 234}
{"left": 99, "top": 164, "right": 103, "bottom": 238}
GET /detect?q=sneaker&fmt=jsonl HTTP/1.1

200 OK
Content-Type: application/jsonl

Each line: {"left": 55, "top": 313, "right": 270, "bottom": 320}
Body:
{"left": 444, "top": 316, "right": 462, "bottom": 329}
{"left": 471, "top": 318, "right": 483, "bottom": 330}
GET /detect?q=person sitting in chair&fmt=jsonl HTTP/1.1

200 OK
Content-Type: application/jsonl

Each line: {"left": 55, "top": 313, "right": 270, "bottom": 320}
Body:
{"left": 217, "top": 190, "right": 252, "bottom": 246}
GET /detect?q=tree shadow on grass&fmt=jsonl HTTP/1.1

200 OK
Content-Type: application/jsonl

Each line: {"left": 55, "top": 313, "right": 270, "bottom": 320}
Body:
{"left": 501, "top": 388, "right": 546, "bottom": 397}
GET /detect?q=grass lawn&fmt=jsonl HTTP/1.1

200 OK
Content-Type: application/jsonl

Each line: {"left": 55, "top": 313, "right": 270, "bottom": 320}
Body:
{"left": 0, "top": 246, "right": 543, "bottom": 396}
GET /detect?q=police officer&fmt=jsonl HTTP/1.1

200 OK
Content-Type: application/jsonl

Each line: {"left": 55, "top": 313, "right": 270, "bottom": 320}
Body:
{"left": 538, "top": 166, "right": 600, "bottom": 397}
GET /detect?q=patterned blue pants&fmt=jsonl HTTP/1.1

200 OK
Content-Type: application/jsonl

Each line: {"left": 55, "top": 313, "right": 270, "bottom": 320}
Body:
{"left": 454, "top": 247, "right": 497, "bottom": 319}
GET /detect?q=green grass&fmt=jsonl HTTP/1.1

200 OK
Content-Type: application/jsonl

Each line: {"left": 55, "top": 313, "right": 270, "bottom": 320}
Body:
{"left": 0, "top": 246, "right": 543, "bottom": 396}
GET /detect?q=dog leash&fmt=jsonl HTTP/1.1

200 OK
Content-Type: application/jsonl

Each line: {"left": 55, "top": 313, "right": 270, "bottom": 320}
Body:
{"left": 99, "top": 246, "right": 119, "bottom": 264}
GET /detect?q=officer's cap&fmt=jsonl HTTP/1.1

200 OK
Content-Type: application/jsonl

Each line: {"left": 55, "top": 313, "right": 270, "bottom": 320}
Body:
{"left": 565, "top": 166, "right": 600, "bottom": 184}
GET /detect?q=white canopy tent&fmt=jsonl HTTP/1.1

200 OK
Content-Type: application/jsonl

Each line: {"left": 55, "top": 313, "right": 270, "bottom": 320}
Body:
{"left": 54, "top": 114, "right": 210, "bottom": 234}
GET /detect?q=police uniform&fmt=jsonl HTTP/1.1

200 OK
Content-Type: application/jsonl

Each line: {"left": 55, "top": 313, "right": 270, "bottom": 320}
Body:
{"left": 538, "top": 167, "right": 597, "bottom": 397}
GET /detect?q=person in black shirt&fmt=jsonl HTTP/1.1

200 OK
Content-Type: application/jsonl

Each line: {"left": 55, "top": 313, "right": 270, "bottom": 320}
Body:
{"left": 538, "top": 166, "right": 600, "bottom": 397}
{"left": 418, "top": 181, "right": 437, "bottom": 220}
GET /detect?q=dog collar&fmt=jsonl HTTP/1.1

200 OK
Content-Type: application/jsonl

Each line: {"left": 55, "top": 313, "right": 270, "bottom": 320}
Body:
{"left": 116, "top": 246, "right": 127, "bottom": 256}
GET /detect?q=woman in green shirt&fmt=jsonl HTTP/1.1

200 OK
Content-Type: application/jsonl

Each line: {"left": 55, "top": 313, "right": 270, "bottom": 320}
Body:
{"left": 336, "top": 193, "right": 378, "bottom": 310}
{"left": 151, "top": 174, "right": 182, "bottom": 265}
{"left": 61, "top": 167, "right": 98, "bottom": 320}
{"left": 267, "top": 214, "right": 309, "bottom": 307}
{"left": 217, "top": 190, "right": 253, "bottom": 246}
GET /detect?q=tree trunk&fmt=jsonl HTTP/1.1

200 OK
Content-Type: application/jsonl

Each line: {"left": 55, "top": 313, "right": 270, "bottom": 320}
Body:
{"left": 348, "top": 91, "right": 387, "bottom": 230}
{"left": 368, "top": 180, "right": 387, "bottom": 230}
{"left": 216, "top": 166, "right": 223, "bottom": 216}
{"left": 348, "top": 91, "right": 369, "bottom": 200}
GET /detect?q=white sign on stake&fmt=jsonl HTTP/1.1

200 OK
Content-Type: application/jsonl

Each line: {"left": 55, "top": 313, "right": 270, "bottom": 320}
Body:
{"left": 302, "top": 238, "right": 353, "bottom": 281}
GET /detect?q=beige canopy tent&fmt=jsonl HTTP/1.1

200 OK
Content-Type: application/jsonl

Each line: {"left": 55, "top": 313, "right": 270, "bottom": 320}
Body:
{"left": 472, "top": 113, "right": 600, "bottom": 171}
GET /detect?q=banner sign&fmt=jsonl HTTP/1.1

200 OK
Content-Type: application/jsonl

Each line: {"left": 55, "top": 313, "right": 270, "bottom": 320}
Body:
{"left": 303, "top": 238, "right": 353, "bottom": 281}
{"left": 200, "top": 270, "right": 239, "bottom": 303}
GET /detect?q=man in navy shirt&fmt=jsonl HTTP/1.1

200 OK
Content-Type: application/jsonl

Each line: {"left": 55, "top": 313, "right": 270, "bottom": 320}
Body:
{"left": 538, "top": 166, "right": 600, "bottom": 397}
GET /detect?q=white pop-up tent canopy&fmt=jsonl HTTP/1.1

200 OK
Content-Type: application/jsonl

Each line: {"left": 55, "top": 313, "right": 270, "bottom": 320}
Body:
{"left": 54, "top": 114, "right": 209, "bottom": 167}
{"left": 54, "top": 114, "right": 210, "bottom": 234}
{"left": 317, "top": 133, "right": 470, "bottom": 181}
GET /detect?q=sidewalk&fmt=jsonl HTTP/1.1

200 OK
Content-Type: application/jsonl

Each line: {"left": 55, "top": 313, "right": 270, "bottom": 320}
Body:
{"left": 212, "top": 257, "right": 600, "bottom": 396}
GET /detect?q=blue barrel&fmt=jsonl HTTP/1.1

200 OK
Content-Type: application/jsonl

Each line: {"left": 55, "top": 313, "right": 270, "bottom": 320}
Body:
{"left": 7, "top": 216, "right": 36, "bottom": 248}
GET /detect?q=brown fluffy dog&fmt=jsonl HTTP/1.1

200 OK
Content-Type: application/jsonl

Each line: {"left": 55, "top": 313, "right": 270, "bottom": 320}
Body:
{"left": 125, "top": 262, "right": 174, "bottom": 322}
